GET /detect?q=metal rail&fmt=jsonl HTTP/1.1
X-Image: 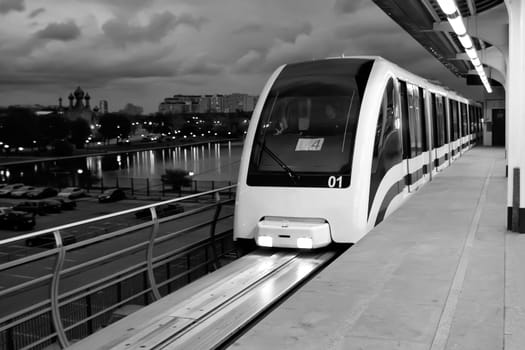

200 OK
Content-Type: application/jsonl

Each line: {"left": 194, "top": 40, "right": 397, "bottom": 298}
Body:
{"left": 0, "top": 185, "right": 237, "bottom": 350}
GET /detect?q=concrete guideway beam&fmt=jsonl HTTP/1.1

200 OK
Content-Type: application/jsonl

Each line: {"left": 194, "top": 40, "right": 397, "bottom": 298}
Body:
{"left": 505, "top": 0, "right": 525, "bottom": 232}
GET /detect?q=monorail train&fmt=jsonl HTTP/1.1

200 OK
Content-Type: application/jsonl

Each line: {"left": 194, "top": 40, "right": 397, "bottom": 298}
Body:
{"left": 233, "top": 56, "right": 482, "bottom": 249}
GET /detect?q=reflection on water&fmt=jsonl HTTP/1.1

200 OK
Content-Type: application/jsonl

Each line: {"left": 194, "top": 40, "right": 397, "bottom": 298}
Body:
{"left": 87, "top": 142, "right": 241, "bottom": 183}
{"left": 0, "top": 141, "right": 242, "bottom": 187}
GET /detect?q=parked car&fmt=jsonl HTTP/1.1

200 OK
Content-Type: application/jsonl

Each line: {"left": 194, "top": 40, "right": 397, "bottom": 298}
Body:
{"left": 0, "top": 207, "right": 35, "bottom": 230}
{"left": 53, "top": 197, "right": 77, "bottom": 210}
{"left": 10, "top": 186, "right": 37, "bottom": 198}
{"left": 13, "top": 201, "right": 56, "bottom": 215}
{"left": 98, "top": 188, "right": 125, "bottom": 203}
{"left": 25, "top": 232, "right": 76, "bottom": 248}
{"left": 0, "top": 183, "right": 24, "bottom": 197}
{"left": 57, "top": 187, "right": 86, "bottom": 199}
{"left": 135, "top": 203, "right": 184, "bottom": 219}
{"left": 26, "top": 187, "right": 58, "bottom": 199}
{"left": 40, "top": 199, "right": 62, "bottom": 213}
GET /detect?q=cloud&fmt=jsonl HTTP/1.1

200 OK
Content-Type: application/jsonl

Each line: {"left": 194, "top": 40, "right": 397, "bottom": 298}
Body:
{"left": 232, "top": 50, "right": 264, "bottom": 73}
{"left": 178, "top": 55, "right": 223, "bottom": 75}
{"left": 0, "top": 45, "right": 178, "bottom": 88}
{"left": 102, "top": 12, "right": 207, "bottom": 46}
{"left": 74, "top": 0, "right": 156, "bottom": 15}
{"left": 28, "top": 7, "right": 45, "bottom": 19}
{"left": 232, "top": 23, "right": 263, "bottom": 35}
{"left": 0, "top": 0, "right": 24, "bottom": 14}
{"left": 276, "top": 22, "right": 312, "bottom": 43}
{"left": 333, "top": 0, "right": 369, "bottom": 14}
{"left": 175, "top": 13, "right": 208, "bottom": 30}
{"left": 35, "top": 21, "right": 81, "bottom": 41}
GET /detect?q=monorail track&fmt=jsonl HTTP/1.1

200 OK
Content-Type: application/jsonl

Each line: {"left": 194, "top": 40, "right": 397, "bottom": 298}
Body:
{"left": 107, "top": 249, "right": 341, "bottom": 350}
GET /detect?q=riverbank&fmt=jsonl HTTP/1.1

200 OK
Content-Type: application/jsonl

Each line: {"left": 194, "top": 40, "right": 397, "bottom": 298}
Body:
{"left": 0, "top": 138, "right": 244, "bottom": 166}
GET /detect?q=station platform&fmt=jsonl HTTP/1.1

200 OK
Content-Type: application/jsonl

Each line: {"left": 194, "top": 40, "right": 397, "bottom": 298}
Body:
{"left": 234, "top": 147, "right": 525, "bottom": 350}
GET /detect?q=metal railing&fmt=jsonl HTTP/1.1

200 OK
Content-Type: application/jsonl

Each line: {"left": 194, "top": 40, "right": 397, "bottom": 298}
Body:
{"left": 0, "top": 185, "right": 237, "bottom": 350}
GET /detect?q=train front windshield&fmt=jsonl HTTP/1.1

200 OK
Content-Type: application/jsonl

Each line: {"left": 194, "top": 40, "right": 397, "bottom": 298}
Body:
{"left": 248, "top": 59, "right": 373, "bottom": 188}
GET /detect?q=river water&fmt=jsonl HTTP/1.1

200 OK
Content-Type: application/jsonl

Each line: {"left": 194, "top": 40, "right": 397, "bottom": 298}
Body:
{"left": 0, "top": 141, "right": 243, "bottom": 189}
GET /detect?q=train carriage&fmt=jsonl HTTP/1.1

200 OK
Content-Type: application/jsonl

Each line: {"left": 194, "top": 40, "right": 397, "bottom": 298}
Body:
{"left": 234, "top": 56, "right": 482, "bottom": 249}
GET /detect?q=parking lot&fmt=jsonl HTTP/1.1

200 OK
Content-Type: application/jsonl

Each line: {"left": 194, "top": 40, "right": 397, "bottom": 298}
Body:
{"left": 0, "top": 194, "right": 157, "bottom": 240}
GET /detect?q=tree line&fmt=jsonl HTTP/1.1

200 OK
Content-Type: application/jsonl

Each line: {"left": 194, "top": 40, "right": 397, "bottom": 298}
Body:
{"left": 0, "top": 107, "right": 251, "bottom": 156}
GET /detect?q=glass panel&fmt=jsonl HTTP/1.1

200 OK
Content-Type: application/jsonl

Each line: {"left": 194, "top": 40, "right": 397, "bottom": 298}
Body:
{"left": 248, "top": 59, "right": 373, "bottom": 187}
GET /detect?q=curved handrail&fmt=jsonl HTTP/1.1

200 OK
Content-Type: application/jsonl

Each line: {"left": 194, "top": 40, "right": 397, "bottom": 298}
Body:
{"left": 0, "top": 184, "right": 237, "bottom": 348}
{"left": 0, "top": 185, "right": 236, "bottom": 246}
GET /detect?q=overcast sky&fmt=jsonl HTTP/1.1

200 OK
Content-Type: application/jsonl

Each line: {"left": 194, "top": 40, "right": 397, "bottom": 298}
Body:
{"left": 0, "top": 0, "right": 484, "bottom": 114}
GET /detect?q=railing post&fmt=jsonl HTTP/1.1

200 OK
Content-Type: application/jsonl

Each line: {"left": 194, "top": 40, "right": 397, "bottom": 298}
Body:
{"left": 131, "top": 177, "right": 134, "bottom": 196}
{"left": 146, "top": 178, "right": 150, "bottom": 197}
{"left": 146, "top": 207, "right": 162, "bottom": 301}
{"left": 50, "top": 230, "right": 70, "bottom": 349}
{"left": 100, "top": 178, "right": 104, "bottom": 193}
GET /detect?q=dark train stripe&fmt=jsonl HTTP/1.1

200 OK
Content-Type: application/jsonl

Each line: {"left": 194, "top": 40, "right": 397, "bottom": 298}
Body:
{"left": 405, "top": 167, "right": 423, "bottom": 186}
{"left": 371, "top": 162, "right": 426, "bottom": 225}
{"left": 375, "top": 179, "right": 405, "bottom": 226}
{"left": 434, "top": 154, "right": 446, "bottom": 168}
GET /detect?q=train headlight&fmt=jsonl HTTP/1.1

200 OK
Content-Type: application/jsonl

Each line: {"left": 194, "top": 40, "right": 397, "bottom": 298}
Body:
{"left": 257, "top": 236, "right": 273, "bottom": 247}
{"left": 297, "top": 237, "right": 313, "bottom": 249}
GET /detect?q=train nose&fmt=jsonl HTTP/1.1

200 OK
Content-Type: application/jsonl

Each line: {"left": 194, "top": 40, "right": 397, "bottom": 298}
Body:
{"left": 255, "top": 217, "right": 332, "bottom": 249}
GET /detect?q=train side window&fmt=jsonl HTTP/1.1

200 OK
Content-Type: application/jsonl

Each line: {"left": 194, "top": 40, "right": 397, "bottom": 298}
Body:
{"left": 399, "top": 81, "right": 410, "bottom": 159}
{"left": 434, "top": 95, "right": 444, "bottom": 147}
{"left": 406, "top": 84, "right": 422, "bottom": 156}
{"left": 431, "top": 93, "right": 438, "bottom": 148}
{"left": 405, "top": 84, "right": 417, "bottom": 157}
{"left": 369, "top": 78, "right": 401, "bottom": 212}
{"left": 478, "top": 107, "right": 482, "bottom": 132}
{"left": 441, "top": 97, "right": 448, "bottom": 144}
{"left": 461, "top": 103, "right": 468, "bottom": 137}
{"left": 448, "top": 100, "right": 454, "bottom": 141}
{"left": 449, "top": 100, "right": 459, "bottom": 141}
{"left": 469, "top": 105, "right": 475, "bottom": 133}
{"left": 454, "top": 101, "right": 460, "bottom": 140}
{"left": 419, "top": 87, "right": 428, "bottom": 152}
{"left": 458, "top": 102, "right": 463, "bottom": 137}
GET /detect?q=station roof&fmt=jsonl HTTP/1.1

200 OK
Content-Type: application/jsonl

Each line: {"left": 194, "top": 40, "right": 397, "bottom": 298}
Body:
{"left": 372, "top": 0, "right": 504, "bottom": 86}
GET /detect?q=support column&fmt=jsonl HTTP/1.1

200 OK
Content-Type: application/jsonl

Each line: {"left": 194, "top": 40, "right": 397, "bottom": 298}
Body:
{"left": 505, "top": 0, "right": 525, "bottom": 232}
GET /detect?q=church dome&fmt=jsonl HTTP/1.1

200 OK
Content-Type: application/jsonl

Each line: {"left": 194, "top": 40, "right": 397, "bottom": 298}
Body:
{"left": 74, "top": 86, "right": 85, "bottom": 100}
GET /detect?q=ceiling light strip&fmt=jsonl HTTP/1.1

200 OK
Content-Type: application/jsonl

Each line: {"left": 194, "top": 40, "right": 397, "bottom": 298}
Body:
{"left": 436, "top": 0, "right": 492, "bottom": 93}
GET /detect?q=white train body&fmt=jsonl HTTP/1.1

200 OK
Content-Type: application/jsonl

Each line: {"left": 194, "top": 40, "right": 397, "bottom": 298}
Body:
{"left": 234, "top": 57, "right": 482, "bottom": 249}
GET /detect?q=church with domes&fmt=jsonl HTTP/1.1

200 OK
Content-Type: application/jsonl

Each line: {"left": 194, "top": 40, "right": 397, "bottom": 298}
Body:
{"left": 58, "top": 86, "right": 97, "bottom": 123}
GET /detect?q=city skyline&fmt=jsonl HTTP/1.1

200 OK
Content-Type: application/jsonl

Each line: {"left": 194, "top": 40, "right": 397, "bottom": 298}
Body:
{"left": 0, "top": 0, "right": 485, "bottom": 114}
